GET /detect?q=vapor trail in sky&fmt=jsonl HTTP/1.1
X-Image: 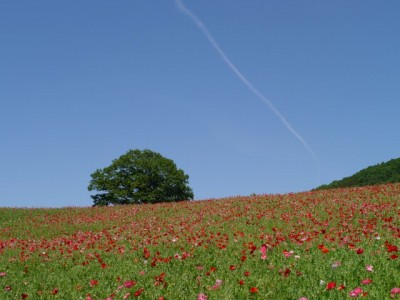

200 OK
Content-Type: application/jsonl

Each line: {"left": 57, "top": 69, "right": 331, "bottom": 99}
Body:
{"left": 175, "top": 0, "right": 320, "bottom": 180}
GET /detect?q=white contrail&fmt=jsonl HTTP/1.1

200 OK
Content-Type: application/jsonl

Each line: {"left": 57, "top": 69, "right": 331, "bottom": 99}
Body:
{"left": 175, "top": 0, "right": 320, "bottom": 179}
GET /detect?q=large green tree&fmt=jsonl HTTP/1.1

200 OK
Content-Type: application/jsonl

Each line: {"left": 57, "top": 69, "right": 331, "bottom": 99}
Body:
{"left": 88, "top": 149, "right": 194, "bottom": 206}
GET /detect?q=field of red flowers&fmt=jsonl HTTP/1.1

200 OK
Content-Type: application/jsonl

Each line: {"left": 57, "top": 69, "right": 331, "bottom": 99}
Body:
{"left": 1, "top": 184, "right": 399, "bottom": 299}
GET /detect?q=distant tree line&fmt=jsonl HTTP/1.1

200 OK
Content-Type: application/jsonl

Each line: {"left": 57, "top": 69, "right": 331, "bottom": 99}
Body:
{"left": 315, "top": 158, "right": 400, "bottom": 190}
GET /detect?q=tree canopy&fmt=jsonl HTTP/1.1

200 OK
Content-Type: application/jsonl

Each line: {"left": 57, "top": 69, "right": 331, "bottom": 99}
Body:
{"left": 315, "top": 158, "right": 400, "bottom": 190}
{"left": 88, "top": 149, "right": 194, "bottom": 206}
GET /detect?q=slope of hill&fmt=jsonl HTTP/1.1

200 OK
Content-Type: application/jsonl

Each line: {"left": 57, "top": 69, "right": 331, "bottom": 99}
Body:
{"left": 1, "top": 184, "right": 400, "bottom": 299}
{"left": 315, "top": 158, "right": 400, "bottom": 190}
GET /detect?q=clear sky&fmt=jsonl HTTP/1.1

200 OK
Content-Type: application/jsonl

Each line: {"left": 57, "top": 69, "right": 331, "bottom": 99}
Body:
{"left": 1, "top": 1, "right": 399, "bottom": 208}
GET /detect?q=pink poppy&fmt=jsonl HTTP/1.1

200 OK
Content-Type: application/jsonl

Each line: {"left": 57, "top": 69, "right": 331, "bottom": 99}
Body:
{"left": 349, "top": 287, "right": 363, "bottom": 297}
{"left": 390, "top": 287, "right": 400, "bottom": 298}
{"left": 260, "top": 244, "right": 268, "bottom": 260}
{"left": 197, "top": 293, "right": 207, "bottom": 300}
{"left": 366, "top": 265, "right": 373, "bottom": 272}
{"left": 124, "top": 280, "right": 136, "bottom": 288}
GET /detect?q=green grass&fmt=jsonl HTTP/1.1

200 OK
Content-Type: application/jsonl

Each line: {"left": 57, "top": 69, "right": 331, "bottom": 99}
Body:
{"left": 1, "top": 184, "right": 399, "bottom": 299}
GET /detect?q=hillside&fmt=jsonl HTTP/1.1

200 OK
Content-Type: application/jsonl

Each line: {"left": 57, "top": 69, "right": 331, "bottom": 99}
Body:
{"left": 315, "top": 158, "right": 400, "bottom": 190}
{"left": 0, "top": 184, "right": 399, "bottom": 299}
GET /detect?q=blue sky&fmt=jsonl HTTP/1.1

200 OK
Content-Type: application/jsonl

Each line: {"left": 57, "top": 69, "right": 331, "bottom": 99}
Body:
{"left": 1, "top": 1, "right": 399, "bottom": 207}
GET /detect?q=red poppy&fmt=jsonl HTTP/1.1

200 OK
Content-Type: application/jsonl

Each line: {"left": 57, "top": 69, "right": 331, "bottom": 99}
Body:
{"left": 385, "top": 241, "right": 398, "bottom": 253}
{"left": 337, "top": 284, "right": 346, "bottom": 290}
{"left": 134, "top": 288, "right": 144, "bottom": 297}
{"left": 90, "top": 280, "right": 98, "bottom": 287}
{"left": 279, "top": 268, "right": 291, "bottom": 277}
{"left": 327, "top": 282, "right": 336, "bottom": 290}
{"left": 143, "top": 248, "right": 151, "bottom": 259}
{"left": 361, "top": 279, "right": 372, "bottom": 285}
{"left": 51, "top": 288, "right": 59, "bottom": 295}
{"left": 250, "top": 287, "right": 258, "bottom": 293}
{"left": 318, "top": 244, "right": 329, "bottom": 253}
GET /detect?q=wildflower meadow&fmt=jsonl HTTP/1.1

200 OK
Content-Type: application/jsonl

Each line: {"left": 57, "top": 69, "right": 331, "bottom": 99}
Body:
{"left": 0, "top": 184, "right": 399, "bottom": 299}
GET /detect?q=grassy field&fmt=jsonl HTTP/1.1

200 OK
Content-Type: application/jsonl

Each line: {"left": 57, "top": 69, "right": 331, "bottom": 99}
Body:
{"left": 1, "top": 184, "right": 399, "bottom": 299}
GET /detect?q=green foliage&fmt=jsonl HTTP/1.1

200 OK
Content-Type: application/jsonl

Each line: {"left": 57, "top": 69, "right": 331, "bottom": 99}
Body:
{"left": 88, "top": 149, "right": 194, "bottom": 206}
{"left": 315, "top": 158, "right": 400, "bottom": 190}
